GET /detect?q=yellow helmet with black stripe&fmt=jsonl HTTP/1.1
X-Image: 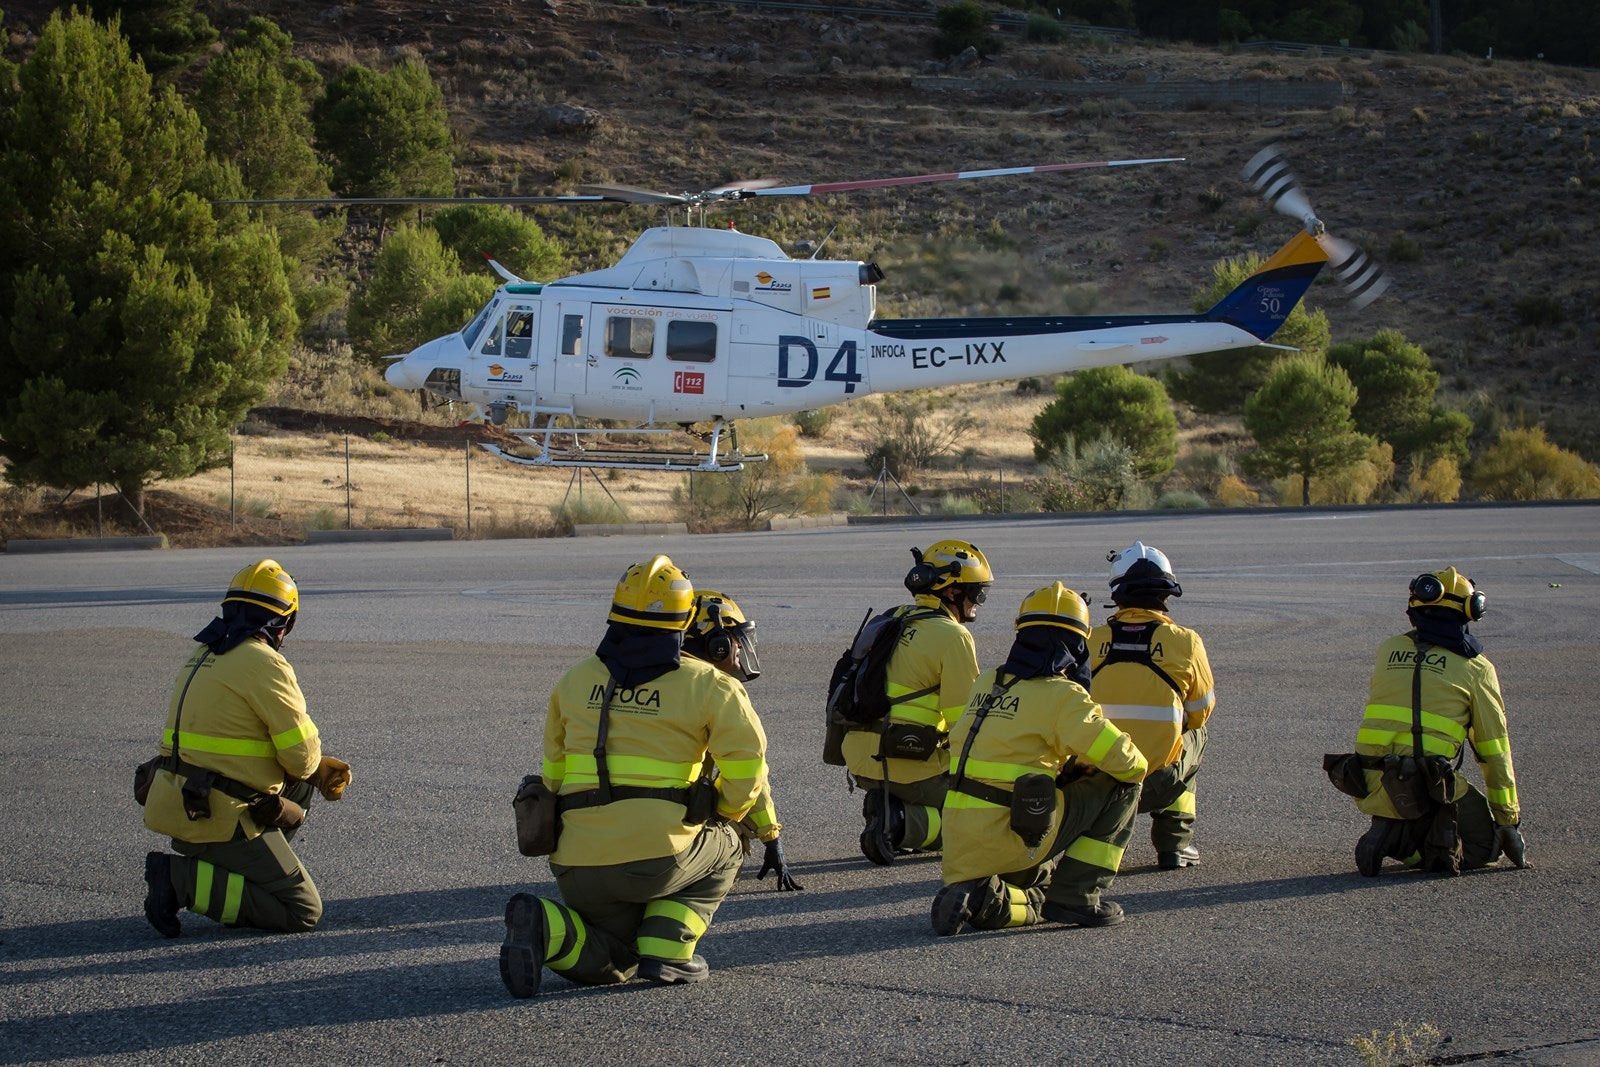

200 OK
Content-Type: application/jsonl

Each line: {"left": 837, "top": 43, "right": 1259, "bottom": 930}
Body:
{"left": 223, "top": 559, "right": 299, "bottom": 618}
{"left": 608, "top": 555, "right": 695, "bottom": 631}
{"left": 1014, "top": 582, "right": 1090, "bottom": 636}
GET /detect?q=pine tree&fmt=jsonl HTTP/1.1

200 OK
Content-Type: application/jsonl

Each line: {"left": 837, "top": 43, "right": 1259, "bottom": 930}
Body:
{"left": 0, "top": 12, "right": 296, "bottom": 510}
{"left": 1242, "top": 355, "right": 1374, "bottom": 506}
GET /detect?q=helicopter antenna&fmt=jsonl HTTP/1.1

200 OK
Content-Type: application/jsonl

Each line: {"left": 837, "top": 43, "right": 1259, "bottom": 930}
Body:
{"left": 809, "top": 223, "right": 839, "bottom": 260}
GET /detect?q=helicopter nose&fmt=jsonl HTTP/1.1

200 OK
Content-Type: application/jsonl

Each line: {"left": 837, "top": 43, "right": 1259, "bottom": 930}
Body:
{"left": 384, "top": 353, "right": 424, "bottom": 389}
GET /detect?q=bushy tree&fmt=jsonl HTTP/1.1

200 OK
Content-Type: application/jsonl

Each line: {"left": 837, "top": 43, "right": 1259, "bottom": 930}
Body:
{"left": 432, "top": 204, "right": 566, "bottom": 281}
{"left": 1242, "top": 356, "right": 1374, "bottom": 506}
{"left": 1327, "top": 329, "right": 1470, "bottom": 466}
{"left": 195, "top": 17, "right": 345, "bottom": 331}
{"left": 675, "top": 420, "right": 833, "bottom": 530}
{"left": 1032, "top": 435, "right": 1152, "bottom": 512}
{"left": 1029, "top": 364, "right": 1177, "bottom": 479}
{"left": 0, "top": 12, "right": 295, "bottom": 508}
{"left": 346, "top": 224, "right": 494, "bottom": 361}
{"left": 313, "top": 59, "right": 454, "bottom": 206}
{"left": 1469, "top": 427, "right": 1600, "bottom": 500}
{"left": 933, "top": 1, "right": 1001, "bottom": 58}
{"left": 1166, "top": 250, "right": 1331, "bottom": 415}
{"left": 862, "top": 393, "right": 977, "bottom": 478}
{"left": 98, "top": 0, "right": 216, "bottom": 79}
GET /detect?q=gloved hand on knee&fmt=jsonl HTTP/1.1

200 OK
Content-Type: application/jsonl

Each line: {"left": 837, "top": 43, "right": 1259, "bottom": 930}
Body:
{"left": 1497, "top": 822, "right": 1531, "bottom": 869}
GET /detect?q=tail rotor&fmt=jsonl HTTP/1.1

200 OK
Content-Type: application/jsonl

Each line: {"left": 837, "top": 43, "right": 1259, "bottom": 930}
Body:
{"left": 1243, "top": 145, "right": 1391, "bottom": 309}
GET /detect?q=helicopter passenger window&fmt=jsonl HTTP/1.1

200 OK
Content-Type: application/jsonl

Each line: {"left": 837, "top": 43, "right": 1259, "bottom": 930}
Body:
{"left": 561, "top": 315, "right": 583, "bottom": 356}
{"left": 605, "top": 315, "right": 656, "bottom": 358}
{"left": 666, "top": 320, "right": 716, "bottom": 363}
{"left": 505, "top": 311, "right": 534, "bottom": 359}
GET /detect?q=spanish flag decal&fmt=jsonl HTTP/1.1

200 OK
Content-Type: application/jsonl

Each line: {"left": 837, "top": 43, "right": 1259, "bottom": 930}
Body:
{"left": 812, "top": 286, "right": 831, "bottom": 300}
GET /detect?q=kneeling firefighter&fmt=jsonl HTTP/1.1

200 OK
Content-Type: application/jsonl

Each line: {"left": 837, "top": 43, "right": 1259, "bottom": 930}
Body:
{"left": 1089, "top": 542, "right": 1217, "bottom": 870}
{"left": 1327, "top": 568, "right": 1529, "bottom": 876}
{"left": 681, "top": 591, "right": 801, "bottom": 891}
{"left": 501, "top": 555, "right": 770, "bottom": 997}
{"left": 139, "top": 560, "right": 353, "bottom": 937}
{"left": 934, "top": 583, "right": 1147, "bottom": 934}
{"left": 839, "top": 540, "right": 988, "bottom": 866}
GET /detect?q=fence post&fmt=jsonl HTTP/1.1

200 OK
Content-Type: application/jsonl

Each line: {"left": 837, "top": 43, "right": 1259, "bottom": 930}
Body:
{"left": 999, "top": 467, "right": 1004, "bottom": 514}
{"left": 345, "top": 434, "right": 352, "bottom": 530}
{"left": 465, "top": 436, "right": 472, "bottom": 537}
{"left": 230, "top": 438, "right": 236, "bottom": 530}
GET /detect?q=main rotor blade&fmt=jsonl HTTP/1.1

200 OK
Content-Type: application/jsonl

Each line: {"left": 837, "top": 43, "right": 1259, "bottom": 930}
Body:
{"left": 211, "top": 195, "right": 610, "bottom": 207}
{"left": 576, "top": 184, "right": 691, "bottom": 205}
{"left": 746, "top": 157, "right": 1185, "bottom": 198}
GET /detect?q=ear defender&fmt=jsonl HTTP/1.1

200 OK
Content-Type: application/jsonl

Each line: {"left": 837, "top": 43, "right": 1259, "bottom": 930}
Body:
{"left": 1409, "top": 572, "right": 1487, "bottom": 621}
{"left": 705, "top": 599, "right": 734, "bottom": 662}
{"left": 904, "top": 547, "right": 940, "bottom": 594}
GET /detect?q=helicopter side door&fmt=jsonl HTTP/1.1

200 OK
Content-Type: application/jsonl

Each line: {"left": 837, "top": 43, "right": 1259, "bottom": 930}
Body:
{"left": 550, "top": 302, "right": 590, "bottom": 401}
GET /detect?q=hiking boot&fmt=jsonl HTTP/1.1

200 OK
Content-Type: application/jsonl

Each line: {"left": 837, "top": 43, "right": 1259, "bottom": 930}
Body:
{"left": 1042, "top": 899, "right": 1125, "bottom": 928}
{"left": 860, "top": 791, "right": 899, "bottom": 866}
{"left": 638, "top": 954, "right": 710, "bottom": 984}
{"left": 1158, "top": 845, "right": 1201, "bottom": 870}
{"left": 499, "top": 893, "right": 545, "bottom": 998}
{"left": 143, "top": 852, "right": 180, "bottom": 939}
{"left": 1356, "top": 818, "right": 1393, "bottom": 877}
{"left": 931, "top": 880, "right": 978, "bottom": 936}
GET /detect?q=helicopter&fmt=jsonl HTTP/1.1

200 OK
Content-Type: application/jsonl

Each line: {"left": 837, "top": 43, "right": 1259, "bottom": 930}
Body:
{"left": 234, "top": 146, "right": 1388, "bottom": 472}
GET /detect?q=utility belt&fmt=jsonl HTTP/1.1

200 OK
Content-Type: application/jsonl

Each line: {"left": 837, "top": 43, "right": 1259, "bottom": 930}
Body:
{"left": 867, "top": 719, "right": 949, "bottom": 763}
{"left": 165, "top": 757, "right": 304, "bottom": 829}
{"left": 557, "top": 779, "right": 720, "bottom": 824}
{"left": 1322, "top": 751, "right": 1458, "bottom": 817}
{"left": 951, "top": 774, "right": 1058, "bottom": 849}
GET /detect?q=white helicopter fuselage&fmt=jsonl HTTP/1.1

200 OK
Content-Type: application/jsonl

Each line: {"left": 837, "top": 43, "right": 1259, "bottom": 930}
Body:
{"left": 383, "top": 225, "right": 1266, "bottom": 427}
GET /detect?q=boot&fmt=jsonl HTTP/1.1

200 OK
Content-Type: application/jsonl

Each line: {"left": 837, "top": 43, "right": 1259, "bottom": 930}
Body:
{"left": 499, "top": 893, "right": 545, "bottom": 998}
{"left": 143, "top": 852, "right": 180, "bottom": 939}
{"left": 1042, "top": 899, "right": 1125, "bottom": 928}
{"left": 1356, "top": 817, "right": 1395, "bottom": 877}
{"left": 638, "top": 954, "right": 709, "bottom": 984}
{"left": 931, "top": 880, "right": 977, "bottom": 936}
{"left": 860, "top": 791, "right": 903, "bottom": 866}
{"left": 1158, "top": 844, "right": 1201, "bottom": 869}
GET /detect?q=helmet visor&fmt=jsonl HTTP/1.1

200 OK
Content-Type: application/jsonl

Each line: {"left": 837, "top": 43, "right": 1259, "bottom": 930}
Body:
{"left": 732, "top": 621, "right": 760, "bottom": 681}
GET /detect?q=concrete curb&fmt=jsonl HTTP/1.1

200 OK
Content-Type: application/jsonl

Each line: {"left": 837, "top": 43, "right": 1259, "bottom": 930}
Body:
{"left": 4, "top": 534, "right": 169, "bottom": 553}
{"left": 305, "top": 528, "right": 454, "bottom": 544}
{"left": 767, "top": 514, "right": 850, "bottom": 530}
{"left": 573, "top": 522, "right": 690, "bottom": 537}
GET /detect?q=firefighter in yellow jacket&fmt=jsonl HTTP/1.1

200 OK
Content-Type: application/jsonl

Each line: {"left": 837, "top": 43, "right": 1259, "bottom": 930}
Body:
{"left": 1346, "top": 568, "right": 1528, "bottom": 876}
{"left": 843, "top": 540, "right": 988, "bottom": 865}
{"left": 141, "top": 560, "right": 352, "bottom": 937}
{"left": 500, "top": 556, "right": 770, "bottom": 997}
{"left": 1089, "top": 542, "right": 1216, "bottom": 870}
{"left": 681, "top": 590, "right": 802, "bottom": 891}
{"left": 935, "top": 583, "right": 1147, "bottom": 934}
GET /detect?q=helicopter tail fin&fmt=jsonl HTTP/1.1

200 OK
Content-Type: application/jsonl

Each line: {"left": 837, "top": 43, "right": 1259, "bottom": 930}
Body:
{"left": 1203, "top": 230, "right": 1327, "bottom": 341}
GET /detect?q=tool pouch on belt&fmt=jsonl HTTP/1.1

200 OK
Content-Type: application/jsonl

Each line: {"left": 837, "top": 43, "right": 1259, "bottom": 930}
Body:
{"left": 881, "top": 721, "right": 943, "bottom": 762}
{"left": 133, "top": 756, "right": 163, "bottom": 806}
{"left": 180, "top": 768, "right": 216, "bottom": 821}
{"left": 684, "top": 773, "right": 719, "bottom": 825}
{"left": 248, "top": 791, "right": 306, "bottom": 830}
{"left": 1322, "top": 753, "right": 1371, "bottom": 799}
{"left": 822, "top": 711, "right": 848, "bottom": 767}
{"left": 512, "top": 775, "right": 560, "bottom": 857}
{"left": 1009, "top": 773, "right": 1057, "bottom": 849}
{"left": 1419, "top": 755, "right": 1456, "bottom": 805}
{"left": 1380, "top": 756, "right": 1435, "bottom": 821}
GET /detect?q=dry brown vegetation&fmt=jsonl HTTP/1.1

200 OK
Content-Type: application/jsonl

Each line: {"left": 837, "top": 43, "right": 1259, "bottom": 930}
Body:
{"left": 3, "top": 0, "right": 1598, "bottom": 545}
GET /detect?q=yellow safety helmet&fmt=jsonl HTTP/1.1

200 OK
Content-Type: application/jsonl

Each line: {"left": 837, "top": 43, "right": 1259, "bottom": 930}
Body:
{"left": 1408, "top": 567, "right": 1486, "bottom": 621}
{"left": 1014, "top": 582, "right": 1091, "bottom": 637}
{"left": 686, "top": 590, "right": 760, "bottom": 679}
{"left": 608, "top": 554, "right": 695, "bottom": 630}
{"left": 223, "top": 559, "right": 299, "bottom": 618}
{"left": 906, "top": 539, "right": 994, "bottom": 594}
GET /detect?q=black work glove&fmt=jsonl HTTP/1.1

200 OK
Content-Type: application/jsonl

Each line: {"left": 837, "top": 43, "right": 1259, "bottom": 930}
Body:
{"left": 757, "top": 837, "right": 803, "bottom": 891}
{"left": 1497, "top": 823, "right": 1531, "bottom": 869}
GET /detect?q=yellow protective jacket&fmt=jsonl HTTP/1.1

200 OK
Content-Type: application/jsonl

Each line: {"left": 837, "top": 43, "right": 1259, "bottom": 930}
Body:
{"left": 1089, "top": 608, "right": 1217, "bottom": 771}
{"left": 741, "top": 785, "right": 783, "bottom": 843}
{"left": 1355, "top": 633, "right": 1520, "bottom": 825}
{"left": 543, "top": 655, "right": 769, "bottom": 866}
{"left": 842, "top": 597, "right": 979, "bottom": 785}
{"left": 941, "top": 669, "right": 1147, "bottom": 884}
{"left": 143, "top": 640, "right": 322, "bottom": 844}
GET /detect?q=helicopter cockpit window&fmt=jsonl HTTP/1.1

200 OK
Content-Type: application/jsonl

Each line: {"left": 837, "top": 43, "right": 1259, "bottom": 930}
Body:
{"left": 561, "top": 315, "right": 583, "bottom": 356}
{"left": 505, "top": 311, "right": 534, "bottom": 360}
{"left": 462, "top": 299, "right": 497, "bottom": 351}
{"left": 665, "top": 320, "right": 716, "bottom": 363}
{"left": 478, "top": 317, "right": 504, "bottom": 356}
{"left": 605, "top": 315, "right": 656, "bottom": 358}
{"left": 423, "top": 367, "right": 462, "bottom": 400}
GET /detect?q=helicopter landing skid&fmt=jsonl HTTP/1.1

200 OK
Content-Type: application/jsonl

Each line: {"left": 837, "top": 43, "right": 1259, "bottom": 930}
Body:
{"left": 478, "top": 442, "right": 765, "bottom": 473}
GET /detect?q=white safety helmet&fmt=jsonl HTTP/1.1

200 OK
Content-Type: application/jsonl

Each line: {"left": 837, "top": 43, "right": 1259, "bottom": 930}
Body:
{"left": 1107, "top": 541, "right": 1182, "bottom": 601}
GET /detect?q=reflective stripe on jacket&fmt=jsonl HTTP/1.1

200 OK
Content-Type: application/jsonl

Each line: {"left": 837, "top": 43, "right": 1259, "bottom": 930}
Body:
{"left": 1089, "top": 608, "right": 1217, "bottom": 733}
{"left": 1355, "top": 633, "right": 1519, "bottom": 824}
{"left": 543, "top": 655, "right": 768, "bottom": 866}
{"left": 940, "top": 668, "right": 1147, "bottom": 884}
{"left": 841, "top": 596, "right": 979, "bottom": 785}
{"left": 143, "top": 639, "right": 321, "bottom": 843}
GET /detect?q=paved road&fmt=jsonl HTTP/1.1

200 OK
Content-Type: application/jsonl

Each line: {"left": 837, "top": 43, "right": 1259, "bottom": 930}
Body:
{"left": 3, "top": 507, "right": 1597, "bottom": 1065}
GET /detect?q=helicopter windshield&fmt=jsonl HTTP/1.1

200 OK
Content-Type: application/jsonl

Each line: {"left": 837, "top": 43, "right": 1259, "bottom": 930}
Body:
{"left": 461, "top": 297, "right": 498, "bottom": 350}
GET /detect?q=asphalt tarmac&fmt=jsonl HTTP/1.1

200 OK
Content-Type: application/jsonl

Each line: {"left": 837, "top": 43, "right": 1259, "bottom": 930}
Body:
{"left": 2, "top": 505, "right": 1597, "bottom": 1065}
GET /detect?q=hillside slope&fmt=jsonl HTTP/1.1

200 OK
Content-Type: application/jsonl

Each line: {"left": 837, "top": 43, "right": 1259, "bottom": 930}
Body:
{"left": 6, "top": 0, "right": 1599, "bottom": 457}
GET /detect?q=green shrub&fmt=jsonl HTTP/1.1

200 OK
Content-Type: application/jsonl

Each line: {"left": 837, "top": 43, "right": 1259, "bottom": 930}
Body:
{"left": 1156, "top": 489, "right": 1208, "bottom": 509}
{"left": 793, "top": 408, "right": 836, "bottom": 438}
{"left": 933, "top": 1, "right": 1001, "bottom": 58}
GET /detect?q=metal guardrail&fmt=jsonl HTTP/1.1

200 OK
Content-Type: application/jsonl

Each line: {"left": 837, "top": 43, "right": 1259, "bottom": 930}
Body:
{"left": 654, "top": 0, "right": 1139, "bottom": 37}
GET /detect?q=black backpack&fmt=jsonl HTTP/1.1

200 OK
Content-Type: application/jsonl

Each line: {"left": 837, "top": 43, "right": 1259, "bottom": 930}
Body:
{"left": 826, "top": 607, "right": 940, "bottom": 725}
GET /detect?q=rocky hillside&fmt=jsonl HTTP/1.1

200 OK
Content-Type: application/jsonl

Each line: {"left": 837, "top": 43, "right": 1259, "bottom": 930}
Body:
{"left": 6, "top": 0, "right": 1600, "bottom": 456}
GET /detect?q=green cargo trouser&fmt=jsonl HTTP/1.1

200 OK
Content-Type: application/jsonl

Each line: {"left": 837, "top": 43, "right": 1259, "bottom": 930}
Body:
{"left": 852, "top": 773, "right": 949, "bottom": 851}
{"left": 1138, "top": 725, "right": 1206, "bottom": 853}
{"left": 167, "top": 779, "right": 322, "bottom": 932}
{"left": 539, "top": 820, "right": 742, "bottom": 986}
{"left": 1380, "top": 781, "right": 1502, "bottom": 873}
{"left": 966, "top": 772, "right": 1142, "bottom": 928}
